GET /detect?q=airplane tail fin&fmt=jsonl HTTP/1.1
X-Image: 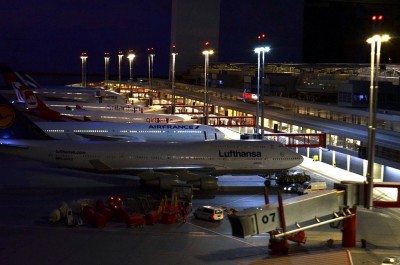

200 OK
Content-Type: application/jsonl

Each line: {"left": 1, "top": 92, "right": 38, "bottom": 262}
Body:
{"left": 0, "top": 93, "right": 54, "bottom": 140}
{"left": 24, "top": 74, "right": 43, "bottom": 89}
{"left": 11, "top": 82, "right": 63, "bottom": 121}
{"left": 0, "top": 64, "right": 19, "bottom": 90}
{"left": 0, "top": 63, "right": 42, "bottom": 91}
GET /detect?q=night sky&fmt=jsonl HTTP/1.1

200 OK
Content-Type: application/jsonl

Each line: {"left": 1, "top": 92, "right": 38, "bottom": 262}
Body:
{"left": 303, "top": 0, "right": 400, "bottom": 64}
{"left": 1, "top": 1, "right": 399, "bottom": 82}
{"left": 0, "top": 1, "right": 172, "bottom": 77}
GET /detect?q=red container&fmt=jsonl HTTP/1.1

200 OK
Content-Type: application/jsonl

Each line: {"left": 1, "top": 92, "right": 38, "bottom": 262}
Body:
{"left": 93, "top": 212, "right": 107, "bottom": 228}
{"left": 162, "top": 212, "right": 177, "bottom": 224}
{"left": 145, "top": 211, "right": 159, "bottom": 225}
{"left": 82, "top": 206, "right": 96, "bottom": 223}
{"left": 126, "top": 214, "right": 145, "bottom": 227}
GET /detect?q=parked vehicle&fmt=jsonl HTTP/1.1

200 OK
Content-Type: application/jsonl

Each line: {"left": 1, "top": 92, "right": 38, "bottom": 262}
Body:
{"left": 194, "top": 206, "right": 224, "bottom": 222}
{"left": 381, "top": 256, "right": 400, "bottom": 265}
{"left": 283, "top": 183, "right": 301, "bottom": 193}
{"left": 297, "top": 181, "right": 327, "bottom": 195}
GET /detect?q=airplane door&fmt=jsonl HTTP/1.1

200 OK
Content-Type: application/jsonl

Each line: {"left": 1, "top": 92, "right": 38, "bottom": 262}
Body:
{"left": 167, "top": 130, "right": 173, "bottom": 140}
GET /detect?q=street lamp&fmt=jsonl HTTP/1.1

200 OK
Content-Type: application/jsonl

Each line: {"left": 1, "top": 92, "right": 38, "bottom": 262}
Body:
{"left": 147, "top": 48, "right": 155, "bottom": 90}
{"left": 202, "top": 42, "right": 214, "bottom": 125}
{"left": 104, "top": 52, "right": 110, "bottom": 89}
{"left": 365, "top": 34, "right": 390, "bottom": 210}
{"left": 127, "top": 50, "right": 135, "bottom": 83}
{"left": 127, "top": 50, "right": 135, "bottom": 98}
{"left": 117, "top": 51, "right": 124, "bottom": 92}
{"left": 171, "top": 45, "right": 178, "bottom": 114}
{"left": 80, "top": 52, "right": 88, "bottom": 88}
{"left": 254, "top": 45, "right": 270, "bottom": 137}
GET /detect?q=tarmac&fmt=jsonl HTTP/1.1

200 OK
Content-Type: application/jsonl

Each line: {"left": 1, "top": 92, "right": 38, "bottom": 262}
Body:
{"left": 0, "top": 154, "right": 399, "bottom": 265}
{"left": 218, "top": 156, "right": 400, "bottom": 264}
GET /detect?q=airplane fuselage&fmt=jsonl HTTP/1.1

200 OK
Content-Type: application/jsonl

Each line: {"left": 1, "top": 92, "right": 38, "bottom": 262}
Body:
{"left": 35, "top": 121, "right": 225, "bottom": 141}
{"left": 0, "top": 139, "right": 303, "bottom": 175}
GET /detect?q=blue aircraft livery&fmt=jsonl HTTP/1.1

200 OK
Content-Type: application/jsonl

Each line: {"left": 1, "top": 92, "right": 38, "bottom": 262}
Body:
{"left": 148, "top": 124, "right": 200, "bottom": 130}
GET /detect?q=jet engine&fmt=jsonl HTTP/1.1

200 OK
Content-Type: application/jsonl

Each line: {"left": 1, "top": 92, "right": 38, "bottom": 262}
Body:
{"left": 187, "top": 176, "right": 218, "bottom": 191}
{"left": 138, "top": 171, "right": 180, "bottom": 190}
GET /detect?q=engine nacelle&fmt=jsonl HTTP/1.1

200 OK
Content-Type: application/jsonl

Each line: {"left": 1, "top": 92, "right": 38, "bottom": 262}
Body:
{"left": 187, "top": 176, "right": 218, "bottom": 191}
{"left": 139, "top": 172, "right": 180, "bottom": 190}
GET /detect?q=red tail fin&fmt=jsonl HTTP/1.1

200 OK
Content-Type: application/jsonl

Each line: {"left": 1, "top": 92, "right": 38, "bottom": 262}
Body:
{"left": 12, "top": 82, "right": 62, "bottom": 121}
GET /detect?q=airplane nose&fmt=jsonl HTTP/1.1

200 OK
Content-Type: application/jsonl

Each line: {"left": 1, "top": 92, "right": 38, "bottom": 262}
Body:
{"left": 298, "top": 153, "right": 304, "bottom": 163}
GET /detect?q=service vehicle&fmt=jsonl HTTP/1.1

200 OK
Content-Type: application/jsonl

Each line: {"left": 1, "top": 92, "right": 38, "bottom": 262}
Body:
{"left": 283, "top": 183, "right": 301, "bottom": 193}
{"left": 381, "top": 256, "right": 400, "bottom": 265}
{"left": 297, "top": 181, "right": 327, "bottom": 195}
{"left": 193, "top": 206, "right": 224, "bottom": 222}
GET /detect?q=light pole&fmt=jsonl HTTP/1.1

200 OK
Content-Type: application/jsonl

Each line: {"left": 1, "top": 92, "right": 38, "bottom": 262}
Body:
{"left": 104, "top": 52, "right": 110, "bottom": 89}
{"left": 365, "top": 34, "right": 390, "bottom": 210}
{"left": 202, "top": 42, "right": 214, "bottom": 125}
{"left": 171, "top": 45, "right": 178, "bottom": 114}
{"left": 147, "top": 48, "right": 155, "bottom": 90}
{"left": 254, "top": 45, "right": 270, "bottom": 137}
{"left": 117, "top": 51, "right": 123, "bottom": 92}
{"left": 127, "top": 50, "right": 135, "bottom": 98}
{"left": 80, "top": 52, "right": 88, "bottom": 88}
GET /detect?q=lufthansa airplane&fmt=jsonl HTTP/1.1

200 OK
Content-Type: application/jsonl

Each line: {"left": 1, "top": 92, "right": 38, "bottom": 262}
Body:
{"left": 0, "top": 94, "right": 304, "bottom": 191}
{"left": 35, "top": 121, "right": 225, "bottom": 141}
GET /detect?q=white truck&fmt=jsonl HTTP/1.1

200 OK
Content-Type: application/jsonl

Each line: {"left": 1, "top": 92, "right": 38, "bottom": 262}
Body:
{"left": 297, "top": 181, "right": 327, "bottom": 195}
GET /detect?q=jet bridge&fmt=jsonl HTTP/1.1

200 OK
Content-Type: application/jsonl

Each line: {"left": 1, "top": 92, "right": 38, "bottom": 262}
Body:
{"left": 228, "top": 190, "right": 356, "bottom": 254}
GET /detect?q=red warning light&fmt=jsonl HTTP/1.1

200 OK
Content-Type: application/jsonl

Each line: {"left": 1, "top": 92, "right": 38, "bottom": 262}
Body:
{"left": 204, "top": 41, "right": 210, "bottom": 46}
{"left": 372, "top": 15, "right": 383, "bottom": 21}
{"left": 257, "top": 33, "right": 267, "bottom": 40}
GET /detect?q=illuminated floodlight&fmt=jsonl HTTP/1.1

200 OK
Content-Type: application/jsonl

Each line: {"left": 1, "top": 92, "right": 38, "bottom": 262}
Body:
{"left": 202, "top": 49, "right": 214, "bottom": 55}
{"left": 127, "top": 51, "right": 135, "bottom": 60}
{"left": 254, "top": 46, "right": 270, "bottom": 53}
{"left": 367, "top": 34, "right": 390, "bottom": 44}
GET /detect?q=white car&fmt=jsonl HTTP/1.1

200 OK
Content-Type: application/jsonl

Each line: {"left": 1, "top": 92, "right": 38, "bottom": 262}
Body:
{"left": 382, "top": 256, "right": 400, "bottom": 265}
{"left": 193, "top": 206, "right": 224, "bottom": 222}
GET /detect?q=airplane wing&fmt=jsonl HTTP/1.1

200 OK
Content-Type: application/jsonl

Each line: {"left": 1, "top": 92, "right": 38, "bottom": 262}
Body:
{"left": 88, "top": 159, "right": 219, "bottom": 172}
{"left": 87, "top": 159, "right": 220, "bottom": 190}
{"left": 0, "top": 142, "right": 30, "bottom": 149}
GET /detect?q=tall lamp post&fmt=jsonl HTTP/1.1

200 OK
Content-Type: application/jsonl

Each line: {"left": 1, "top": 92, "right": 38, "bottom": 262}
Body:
{"left": 117, "top": 51, "right": 124, "bottom": 92}
{"left": 104, "top": 52, "right": 110, "bottom": 89}
{"left": 254, "top": 44, "right": 270, "bottom": 137}
{"left": 202, "top": 42, "right": 214, "bottom": 125}
{"left": 127, "top": 50, "right": 135, "bottom": 98}
{"left": 80, "top": 52, "right": 88, "bottom": 88}
{"left": 365, "top": 34, "right": 390, "bottom": 209}
{"left": 171, "top": 45, "right": 178, "bottom": 114}
{"left": 147, "top": 48, "right": 155, "bottom": 90}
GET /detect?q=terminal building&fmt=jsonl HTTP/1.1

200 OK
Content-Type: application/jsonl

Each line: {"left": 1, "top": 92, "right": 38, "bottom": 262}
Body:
{"left": 158, "top": 61, "right": 400, "bottom": 182}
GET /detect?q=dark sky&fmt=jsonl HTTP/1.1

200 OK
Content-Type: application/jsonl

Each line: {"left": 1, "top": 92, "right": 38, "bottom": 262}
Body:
{"left": 219, "top": 0, "right": 304, "bottom": 64}
{"left": 1, "top": 1, "right": 399, "bottom": 82}
{"left": 303, "top": 0, "right": 400, "bottom": 64}
{"left": 0, "top": 1, "right": 172, "bottom": 77}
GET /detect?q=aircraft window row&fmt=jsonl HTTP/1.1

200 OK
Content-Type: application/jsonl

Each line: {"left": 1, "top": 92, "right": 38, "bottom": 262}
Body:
{"left": 117, "top": 130, "right": 202, "bottom": 134}
{"left": 272, "top": 157, "right": 299, "bottom": 160}
{"left": 73, "top": 130, "right": 108, "bottom": 133}
{"left": 45, "top": 129, "right": 64, "bottom": 133}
